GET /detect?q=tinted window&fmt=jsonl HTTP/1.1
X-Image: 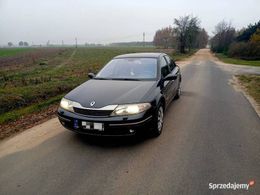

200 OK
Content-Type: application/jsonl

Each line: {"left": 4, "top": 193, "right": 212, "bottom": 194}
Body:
{"left": 164, "top": 55, "right": 175, "bottom": 71}
{"left": 96, "top": 58, "right": 157, "bottom": 80}
{"left": 160, "top": 57, "right": 170, "bottom": 78}
{"left": 164, "top": 55, "right": 171, "bottom": 64}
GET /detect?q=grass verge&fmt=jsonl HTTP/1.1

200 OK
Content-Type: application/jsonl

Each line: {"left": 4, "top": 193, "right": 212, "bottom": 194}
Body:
{"left": 236, "top": 75, "right": 260, "bottom": 105}
{"left": 173, "top": 49, "right": 198, "bottom": 61}
{"left": 216, "top": 53, "right": 260, "bottom": 66}
{"left": 0, "top": 94, "right": 64, "bottom": 125}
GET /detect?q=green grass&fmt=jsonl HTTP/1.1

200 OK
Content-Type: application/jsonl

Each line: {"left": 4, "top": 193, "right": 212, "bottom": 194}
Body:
{"left": 237, "top": 75, "right": 260, "bottom": 105}
{"left": 0, "top": 47, "right": 194, "bottom": 125}
{"left": 0, "top": 48, "right": 33, "bottom": 58}
{"left": 0, "top": 94, "right": 64, "bottom": 124}
{"left": 173, "top": 49, "right": 197, "bottom": 61}
{"left": 216, "top": 53, "right": 260, "bottom": 66}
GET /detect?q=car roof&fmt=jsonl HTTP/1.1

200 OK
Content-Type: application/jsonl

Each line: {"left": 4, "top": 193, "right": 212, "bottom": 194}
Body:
{"left": 114, "top": 52, "right": 166, "bottom": 59}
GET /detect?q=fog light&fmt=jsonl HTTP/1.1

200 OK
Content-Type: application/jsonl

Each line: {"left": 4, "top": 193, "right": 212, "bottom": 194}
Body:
{"left": 129, "top": 129, "right": 135, "bottom": 133}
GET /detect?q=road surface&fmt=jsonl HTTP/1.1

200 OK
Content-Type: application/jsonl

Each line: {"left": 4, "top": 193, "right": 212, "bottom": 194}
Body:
{"left": 0, "top": 49, "right": 260, "bottom": 195}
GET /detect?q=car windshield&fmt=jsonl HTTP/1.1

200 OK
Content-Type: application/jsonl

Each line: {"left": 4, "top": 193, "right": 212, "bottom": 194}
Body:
{"left": 95, "top": 58, "right": 157, "bottom": 80}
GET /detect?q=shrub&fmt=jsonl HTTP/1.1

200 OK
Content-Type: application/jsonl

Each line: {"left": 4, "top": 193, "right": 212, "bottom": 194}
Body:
{"left": 228, "top": 42, "right": 260, "bottom": 60}
{"left": 39, "top": 58, "right": 48, "bottom": 65}
{"left": 39, "top": 61, "right": 48, "bottom": 65}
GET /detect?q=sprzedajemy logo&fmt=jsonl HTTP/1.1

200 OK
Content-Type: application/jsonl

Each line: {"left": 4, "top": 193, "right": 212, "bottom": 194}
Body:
{"left": 209, "top": 180, "right": 255, "bottom": 191}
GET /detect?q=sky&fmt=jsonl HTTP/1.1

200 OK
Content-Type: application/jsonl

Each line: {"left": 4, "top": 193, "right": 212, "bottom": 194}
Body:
{"left": 0, "top": 0, "right": 259, "bottom": 46}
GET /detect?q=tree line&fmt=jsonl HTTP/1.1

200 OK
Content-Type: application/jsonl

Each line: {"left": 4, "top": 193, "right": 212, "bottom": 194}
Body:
{"left": 153, "top": 15, "right": 208, "bottom": 53}
{"left": 7, "top": 41, "right": 29, "bottom": 47}
{"left": 210, "top": 20, "right": 260, "bottom": 60}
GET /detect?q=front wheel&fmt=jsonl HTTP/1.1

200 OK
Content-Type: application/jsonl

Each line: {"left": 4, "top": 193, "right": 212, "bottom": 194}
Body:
{"left": 151, "top": 105, "right": 164, "bottom": 137}
{"left": 174, "top": 84, "right": 181, "bottom": 99}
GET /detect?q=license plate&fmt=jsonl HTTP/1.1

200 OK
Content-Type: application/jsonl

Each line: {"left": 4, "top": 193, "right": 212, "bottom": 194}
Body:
{"left": 82, "top": 121, "right": 104, "bottom": 131}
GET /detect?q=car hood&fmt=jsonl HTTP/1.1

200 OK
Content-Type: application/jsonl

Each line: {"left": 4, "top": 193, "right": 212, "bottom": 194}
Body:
{"left": 65, "top": 79, "right": 157, "bottom": 108}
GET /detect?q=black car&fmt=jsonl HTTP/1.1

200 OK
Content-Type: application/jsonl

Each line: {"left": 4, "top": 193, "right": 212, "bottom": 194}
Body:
{"left": 58, "top": 53, "right": 181, "bottom": 137}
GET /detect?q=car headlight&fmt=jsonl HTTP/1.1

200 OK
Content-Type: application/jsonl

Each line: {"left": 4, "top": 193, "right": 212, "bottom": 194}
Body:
{"left": 60, "top": 98, "right": 74, "bottom": 112}
{"left": 111, "top": 103, "right": 151, "bottom": 116}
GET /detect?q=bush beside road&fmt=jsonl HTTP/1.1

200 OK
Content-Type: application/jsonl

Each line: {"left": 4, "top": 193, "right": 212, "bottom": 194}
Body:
{"left": 216, "top": 53, "right": 260, "bottom": 66}
{"left": 211, "top": 20, "right": 260, "bottom": 66}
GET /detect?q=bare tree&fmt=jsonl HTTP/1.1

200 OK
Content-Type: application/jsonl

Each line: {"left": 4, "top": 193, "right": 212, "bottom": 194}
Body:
{"left": 153, "top": 27, "right": 175, "bottom": 48}
{"left": 153, "top": 15, "right": 207, "bottom": 52}
{"left": 173, "top": 16, "right": 189, "bottom": 53}
{"left": 210, "top": 20, "right": 236, "bottom": 53}
{"left": 8, "top": 42, "right": 13, "bottom": 47}
{"left": 195, "top": 28, "right": 209, "bottom": 48}
{"left": 23, "top": 42, "right": 29, "bottom": 47}
{"left": 186, "top": 17, "right": 200, "bottom": 51}
{"left": 18, "top": 41, "right": 24, "bottom": 47}
{"left": 173, "top": 15, "right": 201, "bottom": 53}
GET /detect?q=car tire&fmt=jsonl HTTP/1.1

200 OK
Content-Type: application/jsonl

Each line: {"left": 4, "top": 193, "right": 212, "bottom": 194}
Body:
{"left": 151, "top": 104, "right": 164, "bottom": 137}
{"left": 174, "top": 84, "right": 181, "bottom": 99}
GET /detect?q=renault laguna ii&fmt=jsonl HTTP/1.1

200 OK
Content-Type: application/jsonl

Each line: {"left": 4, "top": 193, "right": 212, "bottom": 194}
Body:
{"left": 58, "top": 53, "right": 181, "bottom": 137}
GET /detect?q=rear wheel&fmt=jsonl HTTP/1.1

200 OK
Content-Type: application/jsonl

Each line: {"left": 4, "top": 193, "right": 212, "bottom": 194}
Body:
{"left": 151, "top": 105, "right": 164, "bottom": 137}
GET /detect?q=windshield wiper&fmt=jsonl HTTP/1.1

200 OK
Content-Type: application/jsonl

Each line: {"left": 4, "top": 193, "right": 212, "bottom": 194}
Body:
{"left": 94, "top": 77, "right": 141, "bottom": 81}
{"left": 94, "top": 77, "right": 111, "bottom": 80}
{"left": 111, "top": 78, "right": 141, "bottom": 81}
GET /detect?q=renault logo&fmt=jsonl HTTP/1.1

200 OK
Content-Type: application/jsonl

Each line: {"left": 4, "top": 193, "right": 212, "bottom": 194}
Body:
{"left": 90, "top": 101, "right": 95, "bottom": 107}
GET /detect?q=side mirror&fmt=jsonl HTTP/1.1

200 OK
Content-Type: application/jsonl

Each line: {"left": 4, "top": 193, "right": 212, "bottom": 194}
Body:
{"left": 164, "top": 74, "right": 177, "bottom": 81}
{"left": 88, "top": 73, "right": 95, "bottom": 79}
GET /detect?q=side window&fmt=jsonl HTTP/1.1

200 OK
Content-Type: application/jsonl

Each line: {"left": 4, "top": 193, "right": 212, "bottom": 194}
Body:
{"left": 160, "top": 57, "right": 170, "bottom": 78}
{"left": 164, "top": 55, "right": 176, "bottom": 71}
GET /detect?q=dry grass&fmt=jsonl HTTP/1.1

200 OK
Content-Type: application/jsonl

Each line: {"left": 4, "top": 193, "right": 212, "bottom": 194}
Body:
{"left": 236, "top": 74, "right": 260, "bottom": 106}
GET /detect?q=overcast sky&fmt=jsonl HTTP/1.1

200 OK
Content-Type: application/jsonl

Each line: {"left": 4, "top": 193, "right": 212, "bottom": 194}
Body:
{"left": 0, "top": 0, "right": 259, "bottom": 45}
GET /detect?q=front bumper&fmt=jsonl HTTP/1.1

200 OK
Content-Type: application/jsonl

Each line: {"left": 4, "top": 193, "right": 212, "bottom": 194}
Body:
{"left": 57, "top": 107, "right": 153, "bottom": 136}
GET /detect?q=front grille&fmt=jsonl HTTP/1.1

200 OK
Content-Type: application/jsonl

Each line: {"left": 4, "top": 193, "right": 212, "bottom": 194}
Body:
{"left": 73, "top": 107, "right": 113, "bottom": 117}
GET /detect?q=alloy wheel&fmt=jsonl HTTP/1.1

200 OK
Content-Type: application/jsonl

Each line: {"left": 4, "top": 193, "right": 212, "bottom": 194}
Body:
{"left": 157, "top": 106, "right": 164, "bottom": 132}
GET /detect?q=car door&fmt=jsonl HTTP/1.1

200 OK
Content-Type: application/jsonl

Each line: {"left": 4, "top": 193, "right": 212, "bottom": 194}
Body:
{"left": 164, "top": 55, "right": 180, "bottom": 97}
{"left": 160, "top": 56, "right": 174, "bottom": 106}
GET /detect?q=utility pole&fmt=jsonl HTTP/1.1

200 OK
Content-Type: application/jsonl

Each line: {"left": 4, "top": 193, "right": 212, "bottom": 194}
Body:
{"left": 62, "top": 40, "right": 64, "bottom": 46}
{"left": 143, "top": 32, "right": 145, "bottom": 47}
{"left": 75, "top": 37, "right": 77, "bottom": 48}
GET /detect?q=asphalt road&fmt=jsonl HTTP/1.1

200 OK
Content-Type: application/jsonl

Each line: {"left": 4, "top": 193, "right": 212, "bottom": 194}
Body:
{"left": 0, "top": 49, "right": 260, "bottom": 195}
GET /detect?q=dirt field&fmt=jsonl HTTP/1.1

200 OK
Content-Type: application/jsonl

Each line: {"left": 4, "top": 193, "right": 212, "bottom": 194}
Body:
{"left": 0, "top": 47, "right": 194, "bottom": 139}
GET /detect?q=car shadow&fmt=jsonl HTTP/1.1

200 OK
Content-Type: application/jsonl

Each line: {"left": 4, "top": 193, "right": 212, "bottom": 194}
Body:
{"left": 74, "top": 133, "right": 151, "bottom": 148}
{"left": 180, "top": 90, "right": 197, "bottom": 97}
